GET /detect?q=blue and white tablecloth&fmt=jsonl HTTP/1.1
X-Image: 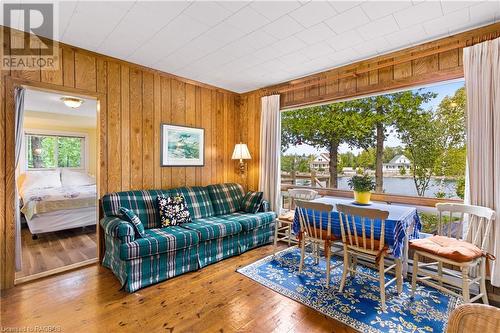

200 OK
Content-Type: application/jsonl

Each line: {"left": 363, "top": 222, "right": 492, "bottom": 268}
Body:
{"left": 292, "top": 197, "right": 421, "bottom": 259}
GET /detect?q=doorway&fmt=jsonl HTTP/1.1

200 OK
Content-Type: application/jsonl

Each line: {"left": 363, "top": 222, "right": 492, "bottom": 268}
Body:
{"left": 14, "top": 88, "right": 99, "bottom": 283}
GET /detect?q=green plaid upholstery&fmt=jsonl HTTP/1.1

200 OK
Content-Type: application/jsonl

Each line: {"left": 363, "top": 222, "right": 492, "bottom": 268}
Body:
{"left": 100, "top": 216, "right": 136, "bottom": 243}
{"left": 198, "top": 235, "right": 240, "bottom": 267}
{"left": 241, "top": 191, "right": 263, "bottom": 213}
{"left": 220, "top": 212, "right": 276, "bottom": 231}
{"left": 120, "top": 227, "right": 199, "bottom": 260}
{"left": 238, "top": 223, "right": 275, "bottom": 253}
{"left": 181, "top": 217, "right": 242, "bottom": 241}
{"left": 102, "top": 190, "right": 167, "bottom": 229}
{"left": 166, "top": 187, "right": 215, "bottom": 219}
{"left": 207, "top": 183, "right": 245, "bottom": 215}
{"left": 120, "top": 207, "right": 145, "bottom": 237}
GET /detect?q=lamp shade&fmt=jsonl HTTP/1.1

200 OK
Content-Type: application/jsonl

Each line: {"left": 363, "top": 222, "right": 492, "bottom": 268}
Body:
{"left": 232, "top": 143, "right": 251, "bottom": 160}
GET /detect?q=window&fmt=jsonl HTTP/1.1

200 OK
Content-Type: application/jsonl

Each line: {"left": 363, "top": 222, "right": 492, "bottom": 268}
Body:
{"left": 281, "top": 80, "right": 466, "bottom": 201}
{"left": 25, "top": 133, "right": 85, "bottom": 169}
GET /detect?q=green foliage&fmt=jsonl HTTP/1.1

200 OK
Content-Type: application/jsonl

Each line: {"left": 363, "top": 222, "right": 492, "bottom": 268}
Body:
{"left": 456, "top": 177, "right": 465, "bottom": 199}
{"left": 281, "top": 154, "right": 312, "bottom": 173}
{"left": 348, "top": 174, "right": 375, "bottom": 192}
{"left": 27, "top": 134, "right": 82, "bottom": 169}
{"left": 399, "top": 166, "right": 407, "bottom": 176}
{"left": 383, "top": 146, "right": 405, "bottom": 163}
{"left": 57, "top": 137, "right": 82, "bottom": 167}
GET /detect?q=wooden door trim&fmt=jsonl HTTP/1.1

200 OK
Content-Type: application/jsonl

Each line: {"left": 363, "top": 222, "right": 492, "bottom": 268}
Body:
{"left": 2, "top": 75, "right": 103, "bottom": 289}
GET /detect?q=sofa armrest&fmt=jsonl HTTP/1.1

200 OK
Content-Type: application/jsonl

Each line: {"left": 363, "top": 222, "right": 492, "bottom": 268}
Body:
{"left": 100, "top": 216, "right": 135, "bottom": 243}
{"left": 259, "top": 200, "right": 270, "bottom": 212}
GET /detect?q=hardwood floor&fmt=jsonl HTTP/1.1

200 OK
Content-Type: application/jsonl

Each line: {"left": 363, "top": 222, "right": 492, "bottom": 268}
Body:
{"left": 1, "top": 244, "right": 354, "bottom": 333}
{"left": 15, "top": 226, "right": 97, "bottom": 279}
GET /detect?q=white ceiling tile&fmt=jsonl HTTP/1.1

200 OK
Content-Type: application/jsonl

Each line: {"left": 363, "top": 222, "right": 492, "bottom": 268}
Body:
{"left": 215, "top": 1, "right": 250, "bottom": 13}
{"left": 301, "top": 42, "right": 335, "bottom": 60}
{"left": 469, "top": 1, "right": 500, "bottom": 23}
{"left": 219, "top": 38, "right": 258, "bottom": 59}
{"left": 183, "top": 2, "right": 232, "bottom": 27}
{"left": 325, "top": 6, "right": 371, "bottom": 34}
{"left": 423, "top": 8, "right": 470, "bottom": 36}
{"left": 263, "top": 15, "right": 305, "bottom": 39}
{"left": 238, "top": 30, "right": 278, "bottom": 50}
{"left": 357, "top": 15, "right": 400, "bottom": 41}
{"left": 295, "top": 23, "right": 335, "bottom": 45}
{"left": 251, "top": 1, "right": 302, "bottom": 21}
{"left": 360, "top": 1, "right": 412, "bottom": 20}
{"left": 440, "top": 1, "right": 477, "bottom": 14}
{"left": 278, "top": 51, "right": 312, "bottom": 67}
{"left": 352, "top": 37, "right": 391, "bottom": 55}
{"left": 393, "top": 1, "right": 443, "bottom": 29}
{"left": 327, "top": 29, "right": 364, "bottom": 51}
{"left": 330, "top": 48, "right": 358, "bottom": 63}
{"left": 224, "top": 6, "right": 270, "bottom": 33}
{"left": 272, "top": 36, "right": 308, "bottom": 56}
{"left": 288, "top": 1, "right": 338, "bottom": 28}
{"left": 385, "top": 24, "right": 427, "bottom": 47}
{"left": 203, "top": 21, "right": 246, "bottom": 44}
{"left": 57, "top": 1, "right": 78, "bottom": 37}
{"left": 329, "top": 1, "right": 363, "bottom": 13}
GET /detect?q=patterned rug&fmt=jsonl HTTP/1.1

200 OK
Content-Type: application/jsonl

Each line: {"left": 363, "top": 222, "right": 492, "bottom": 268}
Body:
{"left": 237, "top": 247, "right": 460, "bottom": 333}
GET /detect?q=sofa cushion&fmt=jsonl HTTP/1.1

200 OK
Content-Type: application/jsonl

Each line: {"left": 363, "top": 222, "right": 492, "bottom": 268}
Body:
{"left": 119, "top": 207, "right": 145, "bottom": 238}
{"left": 102, "top": 190, "right": 167, "bottom": 229}
{"left": 207, "top": 183, "right": 245, "bottom": 215}
{"left": 158, "top": 195, "right": 192, "bottom": 227}
{"left": 167, "top": 186, "right": 215, "bottom": 219}
{"left": 219, "top": 212, "right": 276, "bottom": 231}
{"left": 181, "top": 216, "right": 242, "bottom": 241}
{"left": 241, "top": 191, "right": 264, "bottom": 214}
{"left": 119, "top": 226, "right": 199, "bottom": 260}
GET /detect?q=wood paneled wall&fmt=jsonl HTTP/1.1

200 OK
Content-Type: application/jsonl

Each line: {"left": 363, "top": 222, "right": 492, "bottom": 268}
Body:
{"left": 240, "top": 22, "right": 500, "bottom": 191}
{"left": 0, "top": 28, "right": 241, "bottom": 289}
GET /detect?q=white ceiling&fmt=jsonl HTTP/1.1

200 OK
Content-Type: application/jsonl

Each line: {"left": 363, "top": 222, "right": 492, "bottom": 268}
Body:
{"left": 3, "top": 1, "right": 500, "bottom": 93}
{"left": 25, "top": 89, "right": 97, "bottom": 118}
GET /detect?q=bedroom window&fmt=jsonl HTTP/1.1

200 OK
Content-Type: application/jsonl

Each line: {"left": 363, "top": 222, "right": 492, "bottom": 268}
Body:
{"left": 26, "top": 133, "right": 85, "bottom": 169}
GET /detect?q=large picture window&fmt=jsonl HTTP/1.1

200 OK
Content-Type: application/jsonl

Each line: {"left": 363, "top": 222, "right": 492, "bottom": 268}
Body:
{"left": 25, "top": 133, "right": 86, "bottom": 170}
{"left": 281, "top": 80, "right": 466, "bottom": 201}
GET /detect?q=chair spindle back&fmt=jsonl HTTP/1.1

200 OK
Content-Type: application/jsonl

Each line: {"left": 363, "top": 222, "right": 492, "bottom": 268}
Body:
{"left": 296, "top": 200, "right": 333, "bottom": 242}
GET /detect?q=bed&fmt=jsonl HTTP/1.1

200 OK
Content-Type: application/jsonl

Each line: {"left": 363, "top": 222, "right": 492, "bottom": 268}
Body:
{"left": 19, "top": 169, "right": 97, "bottom": 238}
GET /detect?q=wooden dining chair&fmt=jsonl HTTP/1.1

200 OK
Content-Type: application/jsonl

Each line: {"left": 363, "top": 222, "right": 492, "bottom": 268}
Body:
{"left": 411, "top": 203, "right": 495, "bottom": 304}
{"left": 296, "top": 199, "right": 342, "bottom": 288}
{"left": 275, "top": 189, "right": 318, "bottom": 247}
{"left": 337, "top": 204, "right": 402, "bottom": 311}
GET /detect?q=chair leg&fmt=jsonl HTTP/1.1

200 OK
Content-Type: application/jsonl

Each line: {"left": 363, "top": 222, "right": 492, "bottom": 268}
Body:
{"left": 411, "top": 252, "right": 419, "bottom": 297}
{"left": 480, "top": 259, "right": 489, "bottom": 305}
{"left": 298, "top": 238, "right": 306, "bottom": 274}
{"left": 325, "top": 243, "right": 331, "bottom": 288}
{"left": 339, "top": 246, "right": 349, "bottom": 292}
{"left": 438, "top": 262, "right": 443, "bottom": 287}
{"left": 350, "top": 254, "right": 357, "bottom": 277}
{"left": 462, "top": 266, "right": 470, "bottom": 303}
{"left": 395, "top": 258, "right": 402, "bottom": 294}
{"left": 273, "top": 220, "right": 279, "bottom": 254}
{"left": 379, "top": 256, "right": 386, "bottom": 311}
{"left": 287, "top": 225, "right": 291, "bottom": 247}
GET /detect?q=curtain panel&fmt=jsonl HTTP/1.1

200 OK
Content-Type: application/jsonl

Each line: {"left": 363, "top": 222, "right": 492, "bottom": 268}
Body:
{"left": 259, "top": 95, "right": 281, "bottom": 215}
{"left": 463, "top": 37, "right": 500, "bottom": 286}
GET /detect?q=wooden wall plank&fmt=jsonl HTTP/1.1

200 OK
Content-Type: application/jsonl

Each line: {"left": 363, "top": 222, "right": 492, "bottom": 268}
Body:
{"left": 201, "top": 88, "right": 212, "bottom": 186}
{"left": 195, "top": 87, "right": 202, "bottom": 186}
{"left": 185, "top": 84, "right": 196, "bottom": 187}
{"left": 171, "top": 80, "right": 186, "bottom": 188}
{"left": 142, "top": 72, "right": 154, "bottom": 189}
{"left": 41, "top": 47, "right": 63, "bottom": 85}
{"left": 120, "top": 65, "right": 130, "bottom": 191}
{"left": 153, "top": 74, "right": 162, "bottom": 188}
{"left": 129, "top": 69, "right": 143, "bottom": 190}
{"left": 160, "top": 77, "right": 172, "bottom": 189}
{"left": 106, "top": 62, "right": 121, "bottom": 192}
{"left": 74, "top": 51, "right": 97, "bottom": 92}
{"left": 62, "top": 47, "right": 75, "bottom": 87}
{"left": 216, "top": 92, "right": 224, "bottom": 184}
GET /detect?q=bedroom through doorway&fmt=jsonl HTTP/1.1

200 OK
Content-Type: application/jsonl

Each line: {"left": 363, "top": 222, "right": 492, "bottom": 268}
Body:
{"left": 15, "top": 88, "right": 98, "bottom": 282}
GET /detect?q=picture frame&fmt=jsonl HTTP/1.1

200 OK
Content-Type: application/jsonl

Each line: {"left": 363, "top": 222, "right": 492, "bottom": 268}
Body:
{"left": 160, "top": 124, "right": 205, "bottom": 167}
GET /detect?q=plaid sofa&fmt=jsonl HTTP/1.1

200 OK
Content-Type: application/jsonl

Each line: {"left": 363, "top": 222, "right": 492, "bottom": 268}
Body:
{"left": 101, "top": 183, "right": 276, "bottom": 292}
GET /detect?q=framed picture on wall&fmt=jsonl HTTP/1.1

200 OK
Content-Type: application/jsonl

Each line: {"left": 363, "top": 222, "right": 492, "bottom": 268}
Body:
{"left": 160, "top": 124, "right": 204, "bottom": 167}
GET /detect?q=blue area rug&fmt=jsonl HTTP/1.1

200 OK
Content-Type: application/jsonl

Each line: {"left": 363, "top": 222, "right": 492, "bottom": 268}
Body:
{"left": 237, "top": 247, "right": 460, "bottom": 333}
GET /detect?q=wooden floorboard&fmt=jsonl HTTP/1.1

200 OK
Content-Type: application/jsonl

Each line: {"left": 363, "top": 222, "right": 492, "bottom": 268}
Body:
{"left": 1, "top": 244, "right": 353, "bottom": 333}
{"left": 15, "top": 226, "right": 97, "bottom": 279}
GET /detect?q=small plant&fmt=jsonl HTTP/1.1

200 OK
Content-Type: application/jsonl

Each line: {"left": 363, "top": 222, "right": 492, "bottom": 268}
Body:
{"left": 348, "top": 174, "right": 375, "bottom": 193}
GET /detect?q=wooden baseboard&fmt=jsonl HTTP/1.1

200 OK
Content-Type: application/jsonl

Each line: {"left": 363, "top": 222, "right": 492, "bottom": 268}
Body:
{"left": 14, "top": 258, "right": 98, "bottom": 285}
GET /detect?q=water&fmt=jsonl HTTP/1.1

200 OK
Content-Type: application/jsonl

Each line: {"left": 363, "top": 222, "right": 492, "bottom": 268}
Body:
{"left": 295, "top": 176, "right": 460, "bottom": 199}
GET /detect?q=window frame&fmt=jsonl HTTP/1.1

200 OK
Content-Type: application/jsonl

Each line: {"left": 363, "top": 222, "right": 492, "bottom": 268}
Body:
{"left": 22, "top": 128, "right": 89, "bottom": 172}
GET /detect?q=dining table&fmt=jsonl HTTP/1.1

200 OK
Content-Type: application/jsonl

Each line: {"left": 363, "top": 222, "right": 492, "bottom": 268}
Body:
{"left": 291, "top": 197, "right": 422, "bottom": 276}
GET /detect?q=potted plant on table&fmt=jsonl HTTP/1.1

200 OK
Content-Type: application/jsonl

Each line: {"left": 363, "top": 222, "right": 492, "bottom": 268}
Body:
{"left": 348, "top": 174, "right": 375, "bottom": 205}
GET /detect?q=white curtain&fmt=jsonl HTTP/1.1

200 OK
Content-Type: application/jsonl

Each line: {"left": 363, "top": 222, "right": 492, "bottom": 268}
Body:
{"left": 259, "top": 95, "right": 281, "bottom": 215}
{"left": 14, "top": 87, "right": 25, "bottom": 271}
{"left": 463, "top": 37, "right": 500, "bottom": 286}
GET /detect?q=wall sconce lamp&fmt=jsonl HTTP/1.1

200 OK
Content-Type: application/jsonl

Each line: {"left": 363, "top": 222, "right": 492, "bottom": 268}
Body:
{"left": 232, "top": 143, "right": 251, "bottom": 176}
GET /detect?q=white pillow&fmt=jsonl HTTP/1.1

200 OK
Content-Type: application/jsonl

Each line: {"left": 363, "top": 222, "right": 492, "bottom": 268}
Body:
{"left": 22, "top": 170, "right": 62, "bottom": 191}
{"left": 61, "top": 169, "right": 95, "bottom": 186}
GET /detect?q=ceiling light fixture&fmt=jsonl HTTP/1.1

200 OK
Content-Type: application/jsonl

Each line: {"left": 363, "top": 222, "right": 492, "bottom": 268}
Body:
{"left": 60, "top": 96, "right": 84, "bottom": 108}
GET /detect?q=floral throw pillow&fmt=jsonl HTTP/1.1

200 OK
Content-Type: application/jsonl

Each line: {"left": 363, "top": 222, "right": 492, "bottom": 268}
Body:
{"left": 157, "top": 195, "right": 192, "bottom": 227}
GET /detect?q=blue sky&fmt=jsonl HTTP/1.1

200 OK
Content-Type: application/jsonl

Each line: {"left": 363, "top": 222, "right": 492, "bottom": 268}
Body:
{"left": 284, "top": 79, "right": 465, "bottom": 156}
